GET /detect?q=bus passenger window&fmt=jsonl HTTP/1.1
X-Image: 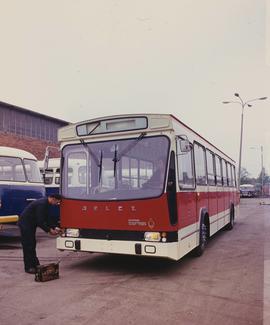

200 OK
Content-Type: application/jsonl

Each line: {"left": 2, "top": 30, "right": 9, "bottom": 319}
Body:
{"left": 176, "top": 140, "right": 195, "bottom": 189}
{"left": 206, "top": 150, "right": 216, "bottom": 185}
{"left": 221, "top": 159, "right": 228, "bottom": 187}
{"left": 215, "top": 156, "right": 222, "bottom": 186}
{"left": 227, "top": 163, "right": 233, "bottom": 187}
{"left": 232, "top": 165, "right": 236, "bottom": 187}
{"left": 194, "top": 143, "right": 207, "bottom": 185}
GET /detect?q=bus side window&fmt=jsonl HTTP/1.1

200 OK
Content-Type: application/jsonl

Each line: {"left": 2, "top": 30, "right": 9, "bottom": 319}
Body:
{"left": 232, "top": 165, "right": 236, "bottom": 187}
{"left": 194, "top": 143, "right": 207, "bottom": 185}
{"left": 221, "top": 159, "right": 228, "bottom": 187}
{"left": 215, "top": 156, "right": 222, "bottom": 186}
{"left": 227, "top": 163, "right": 233, "bottom": 187}
{"left": 206, "top": 150, "right": 216, "bottom": 186}
{"left": 176, "top": 139, "right": 195, "bottom": 189}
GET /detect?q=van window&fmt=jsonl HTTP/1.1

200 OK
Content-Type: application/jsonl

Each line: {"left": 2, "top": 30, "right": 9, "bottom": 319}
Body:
{"left": 0, "top": 157, "right": 26, "bottom": 182}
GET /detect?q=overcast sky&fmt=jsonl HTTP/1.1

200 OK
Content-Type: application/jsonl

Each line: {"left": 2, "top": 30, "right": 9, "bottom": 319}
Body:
{"left": 0, "top": 0, "right": 269, "bottom": 177}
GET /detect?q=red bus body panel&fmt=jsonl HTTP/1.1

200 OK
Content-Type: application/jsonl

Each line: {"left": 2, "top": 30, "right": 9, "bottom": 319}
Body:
{"left": 60, "top": 194, "right": 177, "bottom": 232}
{"left": 61, "top": 190, "right": 239, "bottom": 232}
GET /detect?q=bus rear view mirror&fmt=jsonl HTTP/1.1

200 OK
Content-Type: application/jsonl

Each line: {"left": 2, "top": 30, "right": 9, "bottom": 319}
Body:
{"left": 180, "top": 140, "right": 192, "bottom": 152}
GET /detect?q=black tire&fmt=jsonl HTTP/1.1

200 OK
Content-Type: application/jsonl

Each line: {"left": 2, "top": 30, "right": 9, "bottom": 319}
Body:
{"left": 193, "top": 221, "right": 208, "bottom": 257}
{"left": 225, "top": 207, "right": 235, "bottom": 231}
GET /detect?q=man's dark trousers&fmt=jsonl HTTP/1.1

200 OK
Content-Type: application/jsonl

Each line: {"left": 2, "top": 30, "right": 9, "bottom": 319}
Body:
{"left": 19, "top": 225, "right": 40, "bottom": 271}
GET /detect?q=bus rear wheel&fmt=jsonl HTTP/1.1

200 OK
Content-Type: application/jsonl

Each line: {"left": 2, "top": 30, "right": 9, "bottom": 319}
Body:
{"left": 193, "top": 222, "right": 208, "bottom": 257}
{"left": 225, "top": 207, "right": 235, "bottom": 231}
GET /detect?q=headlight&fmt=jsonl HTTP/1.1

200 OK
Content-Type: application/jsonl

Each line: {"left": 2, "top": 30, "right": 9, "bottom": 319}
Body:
{"left": 65, "top": 228, "right": 80, "bottom": 238}
{"left": 144, "top": 232, "right": 161, "bottom": 242}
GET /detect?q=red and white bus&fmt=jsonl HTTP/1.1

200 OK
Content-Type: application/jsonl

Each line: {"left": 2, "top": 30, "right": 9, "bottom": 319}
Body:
{"left": 57, "top": 114, "right": 239, "bottom": 260}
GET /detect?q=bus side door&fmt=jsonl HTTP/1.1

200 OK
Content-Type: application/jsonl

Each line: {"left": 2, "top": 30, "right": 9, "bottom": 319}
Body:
{"left": 206, "top": 150, "right": 218, "bottom": 235}
{"left": 176, "top": 139, "right": 197, "bottom": 232}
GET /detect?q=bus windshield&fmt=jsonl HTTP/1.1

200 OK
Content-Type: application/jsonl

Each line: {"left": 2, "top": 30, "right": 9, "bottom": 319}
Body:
{"left": 62, "top": 135, "right": 170, "bottom": 200}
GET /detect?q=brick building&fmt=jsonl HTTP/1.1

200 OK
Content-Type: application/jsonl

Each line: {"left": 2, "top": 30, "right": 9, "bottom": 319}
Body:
{"left": 0, "top": 101, "right": 69, "bottom": 160}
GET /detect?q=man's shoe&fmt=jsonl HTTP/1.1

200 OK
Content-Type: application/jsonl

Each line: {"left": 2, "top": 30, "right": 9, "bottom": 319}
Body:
{"left": 25, "top": 268, "right": 36, "bottom": 274}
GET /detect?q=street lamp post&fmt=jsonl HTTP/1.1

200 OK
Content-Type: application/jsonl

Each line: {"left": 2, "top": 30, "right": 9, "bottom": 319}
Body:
{"left": 250, "top": 145, "right": 264, "bottom": 196}
{"left": 222, "top": 93, "right": 267, "bottom": 189}
{"left": 261, "top": 145, "right": 264, "bottom": 195}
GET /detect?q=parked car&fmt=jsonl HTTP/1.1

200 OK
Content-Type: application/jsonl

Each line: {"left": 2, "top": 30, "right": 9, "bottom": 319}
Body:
{"left": 240, "top": 184, "right": 256, "bottom": 198}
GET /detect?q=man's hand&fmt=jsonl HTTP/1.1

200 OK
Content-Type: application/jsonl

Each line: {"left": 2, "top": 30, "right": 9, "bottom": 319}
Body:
{"left": 55, "top": 227, "right": 63, "bottom": 235}
{"left": 49, "top": 228, "right": 59, "bottom": 236}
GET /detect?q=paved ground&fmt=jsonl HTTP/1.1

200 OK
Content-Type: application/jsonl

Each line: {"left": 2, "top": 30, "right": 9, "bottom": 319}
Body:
{"left": 0, "top": 198, "right": 269, "bottom": 325}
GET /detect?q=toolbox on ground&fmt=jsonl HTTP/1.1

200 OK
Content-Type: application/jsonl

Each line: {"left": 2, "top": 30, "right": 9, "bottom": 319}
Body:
{"left": 35, "top": 262, "right": 59, "bottom": 282}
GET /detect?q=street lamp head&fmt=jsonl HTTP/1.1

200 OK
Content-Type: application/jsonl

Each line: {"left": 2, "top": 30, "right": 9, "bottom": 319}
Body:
{"left": 222, "top": 92, "right": 266, "bottom": 189}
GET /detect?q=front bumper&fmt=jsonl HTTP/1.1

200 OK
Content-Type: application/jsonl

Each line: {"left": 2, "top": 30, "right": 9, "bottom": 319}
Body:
{"left": 56, "top": 236, "right": 180, "bottom": 260}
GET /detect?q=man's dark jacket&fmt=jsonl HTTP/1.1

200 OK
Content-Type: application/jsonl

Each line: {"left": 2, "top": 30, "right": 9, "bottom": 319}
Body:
{"left": 18, "top": 198, "right": 51, "bottom": 233}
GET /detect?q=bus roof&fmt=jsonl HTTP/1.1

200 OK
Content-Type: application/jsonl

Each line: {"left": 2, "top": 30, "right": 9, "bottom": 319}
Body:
{"left": 170, "top": 115, "right": 235, "bottom": 162}
{"left": 0, "top": 146, "right": 38, "bottom": 160}
{"left": 58, "top": 113, "right": 235, "bottom": 162}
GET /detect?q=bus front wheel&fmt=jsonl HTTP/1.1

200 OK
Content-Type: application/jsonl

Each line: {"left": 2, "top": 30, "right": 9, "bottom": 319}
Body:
{"left": 193, "top": 222, "right": 208, "bottom": 257}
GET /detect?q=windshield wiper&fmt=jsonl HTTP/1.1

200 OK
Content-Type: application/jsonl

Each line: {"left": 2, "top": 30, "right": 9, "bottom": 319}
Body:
{"left": 98, "top": 150, "right": 103, "bottom": 184}
{"left": 112, "top": 144, "right": 118, "bottom": 178}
